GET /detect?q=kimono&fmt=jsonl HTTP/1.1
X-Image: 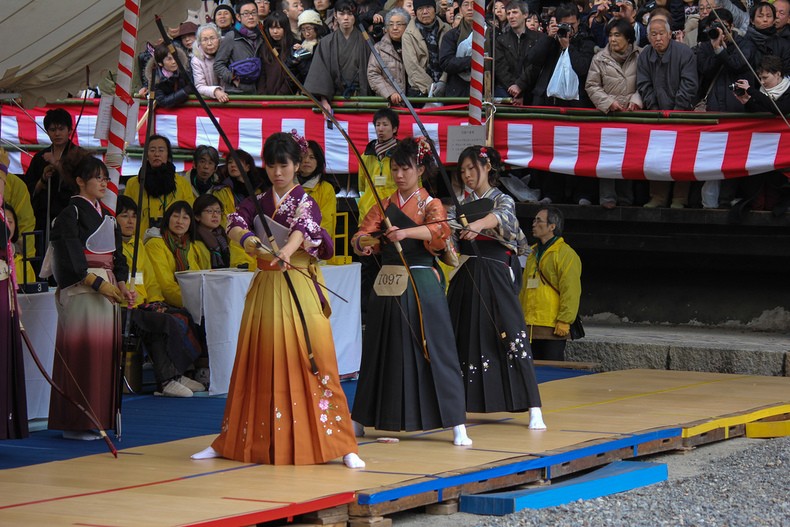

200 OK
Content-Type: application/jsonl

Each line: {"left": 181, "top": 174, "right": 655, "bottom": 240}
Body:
{"left": 209, "top": 185, "right": 358, "bottom": 464}
{"left": 447, "top": 188, "right": 542, "bottom": 413}
{"left": 48, "top": 196, "right": 128, "bottom": 431}
{"left": 351, "top": 188, "right": 467, "bottom": 431}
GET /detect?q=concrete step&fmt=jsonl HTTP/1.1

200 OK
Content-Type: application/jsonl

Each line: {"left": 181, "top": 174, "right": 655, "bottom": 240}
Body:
{"left": 566, "top": 322, "right": 790, "bottom": 377}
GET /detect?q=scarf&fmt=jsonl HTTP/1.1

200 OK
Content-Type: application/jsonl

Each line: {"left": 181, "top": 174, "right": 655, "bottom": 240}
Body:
{"left": 163, "top": 229, "right": 191, "bottom": 272}
{"left": 374, "top": 136, "right": 397, "bottom": 159}
{"left": 235, "top": 22, "right": 259, "bottom": 40}
{"left": 416, "top": 19, "right": 442, "bottom": 81}
{"left": 760, "top": 76, "right": 790, "bottom": 99}
{"left": 143, "top": 162, "right": 177, "bottom": 198}
{"left": 190, "top": 169, "right": 215, "bottom": 194}
{"left": 608, "top": 44, "right": 633, "bottom": 64}
{"left": 535, "top": 236, "right": 558, "bottom": 266}
{"left": 196, "top": 224, "right": 230, "bottom": 268}
{"left": 298, "top": 172, "right": 321, "bottom": 187}
{"left": 746, "top": 25, "right": 776, "bottom": 49}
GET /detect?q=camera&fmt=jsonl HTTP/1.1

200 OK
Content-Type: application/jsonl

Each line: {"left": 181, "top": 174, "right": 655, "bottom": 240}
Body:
{"left": 706, "top": 22, "right": 724, "bottom": 40}
{"left": 609, "top": 2, "right": 621, "bottom": 12}
{"left": 293, "top": 47, "right": 312, "bottom": 60}
{"left": 728, "top": 82, "right": 746, "bottom": 96}
{"left": 557, "top": 22, "right": 573, "bottom": 37}
{"left": 370, "top": 22, "right": 385, "bottom": 40}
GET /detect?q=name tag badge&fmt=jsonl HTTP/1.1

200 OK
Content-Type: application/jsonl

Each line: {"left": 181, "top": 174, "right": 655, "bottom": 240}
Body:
{"left": 526, "top": 277, "right": 540, "bottom": 289}
{"left": 374, "top": 175, "right": 387, "bottom": 187}
{"left": 373, "top": 265, "right": 409, "bottom": 296}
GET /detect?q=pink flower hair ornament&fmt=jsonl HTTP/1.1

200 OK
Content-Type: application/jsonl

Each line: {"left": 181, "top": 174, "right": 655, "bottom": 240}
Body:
{"left": 413, "top": 136, "right": 432, "bottom": 164}
{"left": 290, "top": 129, "right": 309, "bottom": 155}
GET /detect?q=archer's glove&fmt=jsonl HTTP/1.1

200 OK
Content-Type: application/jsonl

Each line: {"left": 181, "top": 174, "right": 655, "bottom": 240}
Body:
{"left": 242, "top": 234, "right": 267, "bottom": 258}
{"left": 83, "top": 272, "right": 123, "bottom": 303}
{"left": 553, "top": 322, "right": 570, "bottom": 338}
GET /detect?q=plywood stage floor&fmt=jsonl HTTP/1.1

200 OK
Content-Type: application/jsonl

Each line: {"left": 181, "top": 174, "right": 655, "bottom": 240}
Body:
{"left": 2, "top": 370, "right": 789, "bottom": 527}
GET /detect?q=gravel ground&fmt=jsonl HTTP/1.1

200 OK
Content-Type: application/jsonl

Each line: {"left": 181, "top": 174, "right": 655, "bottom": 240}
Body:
{"left": 392, "top": 436, "right": 790, "bottom": 527}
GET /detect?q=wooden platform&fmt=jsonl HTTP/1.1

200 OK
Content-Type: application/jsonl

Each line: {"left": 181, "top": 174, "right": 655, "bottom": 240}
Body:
{"left": 2, "top": 370, "right": 789, "bottom": 527}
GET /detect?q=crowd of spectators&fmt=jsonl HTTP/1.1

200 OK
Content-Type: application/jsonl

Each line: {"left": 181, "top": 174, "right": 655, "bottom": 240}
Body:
{"left": 122, "top": 0, "right": 789, "bottom": 214}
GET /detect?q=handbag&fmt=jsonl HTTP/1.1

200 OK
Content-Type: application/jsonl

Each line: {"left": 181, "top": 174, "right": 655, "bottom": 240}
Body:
{"left": 537, "top": 267, "right": 584, "bottom": 340}
{"left": 230, "top": 57, "right": 262, "bottom": 84}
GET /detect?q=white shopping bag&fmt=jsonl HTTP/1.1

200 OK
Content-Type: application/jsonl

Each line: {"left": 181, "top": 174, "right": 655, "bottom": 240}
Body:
{"left": 546, "top": 49, "right": 580, "bottom": 101}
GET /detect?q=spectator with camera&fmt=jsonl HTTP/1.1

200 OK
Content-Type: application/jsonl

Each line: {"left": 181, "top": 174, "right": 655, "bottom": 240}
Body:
{"left": 402, "top": 0, "right": 451, "bottom": 97}
{"left": 745, "top": 2, "right": 790, "bottom": 74}
{"left": 525, "top": 3, "right": 597, "bottom": 205}
{"left": 214, "top": 1, "right": 265, "bottom": 95}
{"left": 526, "top": 3, "right": 597, "bottom": 107}
{"left": 586, "top": 18, "right": 642, "bottom": 208}
{"left": 304, "top": 0, "right": 372, "bottom": 112}
{"left": 368, "top": 8, "right": 411, "bottom": 105}
{"left": 585, "top": 0, "right": 615, "bottom": 48}
{"left": 495, "top": 1, "right": 543, "bottom": 102}
{"left": 292, "top": 10, "right": 324, "bottom": 82}
{"left": 613, "top": 0, "right": 648, "bottom": 46}
{"left": 637, "top": 16, "right": 698, "bottom": 208}
{"left": 731, "top": 55, "right": 790, "bottom": 216}
{"left": 694, "top": 8, "right": 754, "bottom": 208}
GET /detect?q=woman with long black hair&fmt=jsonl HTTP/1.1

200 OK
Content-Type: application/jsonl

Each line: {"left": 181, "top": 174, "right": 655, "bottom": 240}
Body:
{"left": 48, "top": 150, "right": 133, "bottom": 440}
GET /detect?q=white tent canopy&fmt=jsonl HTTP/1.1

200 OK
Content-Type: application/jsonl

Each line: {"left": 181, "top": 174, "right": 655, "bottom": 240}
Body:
{"left": 0, "top": 0, "right": 205, "bottom": 106}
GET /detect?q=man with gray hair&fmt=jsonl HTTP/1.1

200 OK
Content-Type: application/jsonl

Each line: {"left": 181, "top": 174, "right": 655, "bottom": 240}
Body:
{"left": 637, "top": 16, "right": 698, "bottom": 208}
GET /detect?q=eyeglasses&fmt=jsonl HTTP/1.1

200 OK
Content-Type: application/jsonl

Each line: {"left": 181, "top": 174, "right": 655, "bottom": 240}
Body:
{"left": 239, "top": 11, "right": 258, "bottom": 17}
{"left": 201, "top": 36, "right": 218, "bottom": 43}
{"left": 93, "top": 176, "right": 111, "bottom": 183}
{"left": 201, "top": 208, "right": 223, "bottom": 216}
{"left": 388, "top": 21, "right": 407, "bottom": 27}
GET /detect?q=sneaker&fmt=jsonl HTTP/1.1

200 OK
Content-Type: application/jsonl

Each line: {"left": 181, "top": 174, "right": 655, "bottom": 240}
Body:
{"left": 670, "top": 199, "right": 685, "bottom": 209}
{"left": 63, "top": 430, "right": 102, "bottom": 441}
{"left": 162, "top": 380, "right": 193, "bottom": 398}
{"left": 178, "top": 376, "right": 206, "bottom": 393}
{"left": 538, "top": 197, "right": 552, "bottom": 205}
{"left": 643, "top": 199, "right": 664, "bottom": 208}
{"left": 578, "top": 198, "right": 592, "bottom": 206}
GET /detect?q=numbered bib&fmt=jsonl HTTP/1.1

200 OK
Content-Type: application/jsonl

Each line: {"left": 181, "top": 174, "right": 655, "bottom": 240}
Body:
{"left": 373, "top": 265, "right": 409, "bottom": 296}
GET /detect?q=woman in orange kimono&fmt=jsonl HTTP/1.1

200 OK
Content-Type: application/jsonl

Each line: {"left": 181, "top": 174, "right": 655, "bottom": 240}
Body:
{"left": 192, "top": 132, "right": 363, "bottom": 468}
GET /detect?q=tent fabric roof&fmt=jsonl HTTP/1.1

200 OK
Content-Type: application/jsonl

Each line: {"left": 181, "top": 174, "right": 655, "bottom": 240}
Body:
{"left": 0, "top": 1, "right": 202, "bottom": 106}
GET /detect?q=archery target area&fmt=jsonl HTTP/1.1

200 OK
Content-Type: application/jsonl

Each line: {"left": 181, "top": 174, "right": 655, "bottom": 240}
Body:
{"left": 1, "top": 369, "right": 789, "bottom": 526}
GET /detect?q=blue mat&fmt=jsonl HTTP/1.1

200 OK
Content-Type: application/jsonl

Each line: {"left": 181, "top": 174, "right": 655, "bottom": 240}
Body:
{"left": 0, "top": 366, "right": 590, "bottom": 470}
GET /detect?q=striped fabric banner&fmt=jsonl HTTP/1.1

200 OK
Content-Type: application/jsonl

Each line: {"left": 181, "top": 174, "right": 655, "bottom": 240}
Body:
{"left": 102, "top": 0, "right": 140, "bottom": 215}
{"left": 468, "top": 0, "right": 486, "bottom": 125}
{"left": 3, "top": 103, "right": 790, "bottom": 181}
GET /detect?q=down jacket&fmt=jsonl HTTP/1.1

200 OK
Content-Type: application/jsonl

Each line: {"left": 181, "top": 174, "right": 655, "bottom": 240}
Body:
{"left": 585, "top": 45, "right": 643, "bottom": 113}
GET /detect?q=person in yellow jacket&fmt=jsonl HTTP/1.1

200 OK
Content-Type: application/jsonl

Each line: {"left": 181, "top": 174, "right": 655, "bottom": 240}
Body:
{"left": 3, "top": 173, "right": 36, "bottom": 260}
{"left": 123, "top": 135, "right": 194, "bottom": 235}
{"left": 358, "top": 108, "right": 399, "bottom": 320}
{"left": 3, "top": 203, "right": 35, "bottom": 283}
{"left": 519, "top": 206, "right": 581, "bottom": 361}
{"left": 116, "top": 195, "right": 163, "bottom": 307}
{"left": 299, "top": 140, "right": 337, "bottom": 238}
{"left": 358, "top": 108, "right": 399, "bottom": 223}
{"left": 145, "top": 200, "right": 206, "bottom": 309}
{"left": 116, "top": 195, "right": 207, "bottom": 397}
{"left": 192, "top": 194, "right": 252, "bottom": 269}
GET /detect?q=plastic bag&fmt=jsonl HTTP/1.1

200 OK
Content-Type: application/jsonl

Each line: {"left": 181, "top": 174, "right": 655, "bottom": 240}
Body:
{"left": 546, "top": 49, "right": 579, "bottom": 101}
